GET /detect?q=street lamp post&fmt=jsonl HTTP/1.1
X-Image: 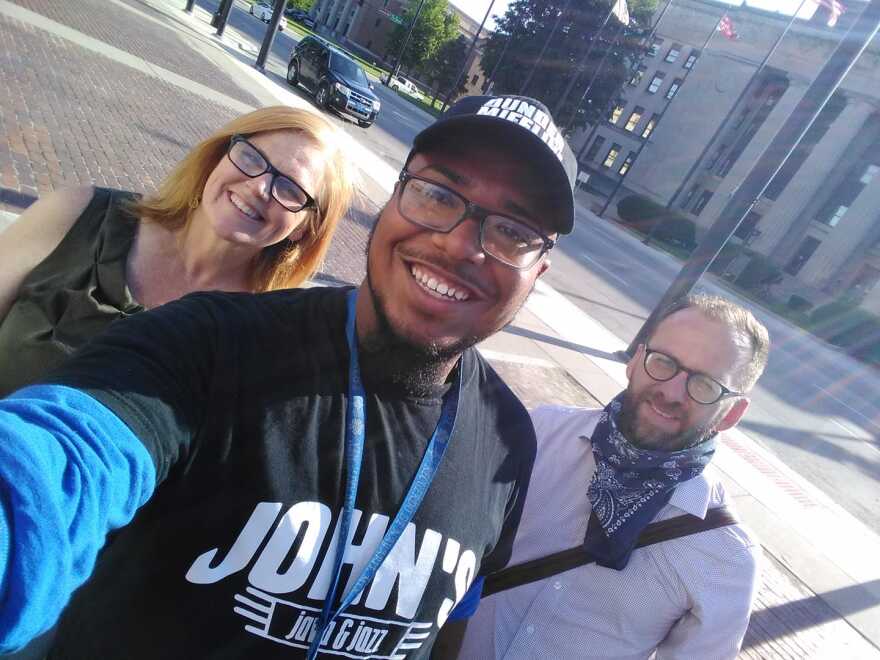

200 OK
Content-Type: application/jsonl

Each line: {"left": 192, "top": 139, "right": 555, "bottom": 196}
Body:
{"left": 442, "top": 0, "right": 496, "bottom": 108}
{"left": 387, "top": 0, "right": 427, "bottom": 83}
{"left": 519, "top": 0, "right": 573, "bottom": 95}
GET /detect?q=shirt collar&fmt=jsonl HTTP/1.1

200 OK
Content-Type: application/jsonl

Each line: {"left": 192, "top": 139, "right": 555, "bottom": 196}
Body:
{"left": 668, "top": 471, "right": 711, "bottom": 518}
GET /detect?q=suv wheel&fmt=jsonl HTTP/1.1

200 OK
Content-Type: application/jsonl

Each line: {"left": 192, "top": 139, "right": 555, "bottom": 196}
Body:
{"left": 316, "top": 84, "right": 329, "bottom": 108}
{"left": 287, "top": 61, "right": 299, "bottom": 86}
{"left": 358, "top": 120, "right": 372, "bottom": 129}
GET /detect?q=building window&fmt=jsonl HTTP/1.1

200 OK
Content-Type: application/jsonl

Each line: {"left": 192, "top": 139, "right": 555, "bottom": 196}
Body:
{"left": 624, "top": 107, "right": 644, "bottom": 132}
{"left": 618, "top": 152, "right": 636, "bottom": 176}
{"left": 603, "top": 144, "right": 622, "bottom": 168}
{"left": 860, "top": 163, "right": 880, "bottom": 184}
{"left": 366, "top": 40, "right": 372, "bottom": 49}
{"left": 666, "top": 78, "right": 682, "bottom": 100}
{"left": 683, "top": 50, "right": 699, "bottom": 69}
{"left": 584, "top": 135, "right": 606, "bottom": 162}
{"left": 471, "top": 74, "right": 479, "bottom": 85}
{"left": 692, "top": 190, "right": 713, "bottom": 216}
{"left": 823, "top": 205, "right": 848, "bottom": 227}
{"left": 785, "top": 237, "right": 820, "bottom": 276}
{"left": 735, "top": 211, "right": 762, "bottom": 241}
{"left": 609, "top": 104, "right": 625, "bottom": 124}
{"left": 647, "top": 72, "right": 665, "bottom": 94}
{"left": 629, "top": 64, "right": 647, "bottom": 86}
{"left": 681, "top": 184, "right": 699, "bottom": 209}
{"left": 641, "top": 114, "right": 659, "bottom": 139}
{"left": 706, "top": 144, "right": 726, "bottom": 170}
{"left": 646, "top": 37, "right": 664, "bottom": 57}
{"left": 664, "top": 44, "right": 682, "bottom": 63}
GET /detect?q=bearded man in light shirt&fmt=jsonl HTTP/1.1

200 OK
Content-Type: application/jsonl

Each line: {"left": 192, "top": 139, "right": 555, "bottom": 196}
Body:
{"left": 456, "top": 294, "right": 770, "bottom": 659}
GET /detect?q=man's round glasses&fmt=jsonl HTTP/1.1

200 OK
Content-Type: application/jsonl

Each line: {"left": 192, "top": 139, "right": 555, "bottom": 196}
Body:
{"left": 227, "top": 135, "right": 316, "bottom": 213}
{"left": 643, "top": 348, "right": 742, "bottom": 405}
{"left": 396, "top": 171, "right": 555, "bottom": 269}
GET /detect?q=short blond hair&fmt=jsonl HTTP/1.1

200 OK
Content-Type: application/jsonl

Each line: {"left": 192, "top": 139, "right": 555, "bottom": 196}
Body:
{"left": 130, "top": 106, "right": 354, "bottom": 291}
{"left": 655, "top": 294, "right": 770, "bottom": 391}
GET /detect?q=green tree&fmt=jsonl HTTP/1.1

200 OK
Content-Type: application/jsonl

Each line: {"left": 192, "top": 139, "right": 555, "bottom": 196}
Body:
{"left": 286, "top": 0, "right": 314, "bottom": 10}
{"left": 387, "top": 0, "right": 459, "bottom": 72}
{"left": 481, "top": 0, "right": 657, "bottom": 133}
{"left": 422, "top": 35, "right": 470, "bottom": 103}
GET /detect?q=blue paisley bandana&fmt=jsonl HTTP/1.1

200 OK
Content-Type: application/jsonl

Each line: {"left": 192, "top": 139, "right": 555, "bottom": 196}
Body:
{"left": 583, "top": 393, "right": 717, "bottom": 569}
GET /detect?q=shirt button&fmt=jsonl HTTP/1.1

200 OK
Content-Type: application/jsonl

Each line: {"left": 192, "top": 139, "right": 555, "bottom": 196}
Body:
{"left": 526, "top": 625, "right": 535, "bottom": 635}
{"left": 553, "top": 581, "right": 562, "bottom": 590}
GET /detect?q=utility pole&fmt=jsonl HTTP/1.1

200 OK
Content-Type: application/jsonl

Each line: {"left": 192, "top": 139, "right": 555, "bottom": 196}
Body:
{"left": 484, "top": 30, "right": 512, "bottom": 94}
{"left": 255, "top": 0, "right": 288, "bottom": 71}
{"left": 442, "top": 0, "right": 496, "bottom": 107}
{"left": 184, "top": 0, "right": 196, "bottom": 12}
{"left": 387, "top": 0, "right": 427, "bottom": 83}
{"left": 520, "top": 0, "right": 573, "bottom": 95}
{"left": 667, "top": 0, "right": 814, "bottom": 208}
{"left": 626, "top": 0, "right": 880, "bottom": 355}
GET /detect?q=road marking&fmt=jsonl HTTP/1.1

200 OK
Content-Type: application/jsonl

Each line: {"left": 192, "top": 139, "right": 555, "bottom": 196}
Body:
{"left": 813, "top": 384, "right": 880, "bottom": 432}
{"left": 580, "top": 254, "right": 630, "bottom": 286}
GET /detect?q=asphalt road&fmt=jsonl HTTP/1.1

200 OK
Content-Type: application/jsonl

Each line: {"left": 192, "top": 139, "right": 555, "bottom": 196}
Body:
{"left": 197, "top": 0, "right": 880, "bottom": 533}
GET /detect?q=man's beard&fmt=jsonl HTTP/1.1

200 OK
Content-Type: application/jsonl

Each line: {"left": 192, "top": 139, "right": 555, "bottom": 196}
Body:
{"left": 618, "top": 386, "right": 718, "bottom": 452}
{"left": 361, "top": 226, "right": 480, "bottom": 394}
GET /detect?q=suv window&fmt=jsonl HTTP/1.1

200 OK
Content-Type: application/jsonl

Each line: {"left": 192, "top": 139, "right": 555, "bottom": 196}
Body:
{"left": 329, "top": 53, "right": 368, "bottom": 86}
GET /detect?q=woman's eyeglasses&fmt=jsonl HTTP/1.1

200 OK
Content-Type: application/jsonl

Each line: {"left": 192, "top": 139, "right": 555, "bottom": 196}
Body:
{"left": 227, "top": 135, "right": 316, "bottom": 213}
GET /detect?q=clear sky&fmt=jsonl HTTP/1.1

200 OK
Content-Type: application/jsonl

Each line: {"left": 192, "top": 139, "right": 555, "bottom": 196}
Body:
{"left": 451, "top": 0, "right": 514, "bottom": 31}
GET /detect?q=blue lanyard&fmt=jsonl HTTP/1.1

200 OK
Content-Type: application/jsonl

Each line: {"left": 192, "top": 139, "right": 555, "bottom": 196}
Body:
{"left": 307, "top": 289, "right": 461, "bottom": 659}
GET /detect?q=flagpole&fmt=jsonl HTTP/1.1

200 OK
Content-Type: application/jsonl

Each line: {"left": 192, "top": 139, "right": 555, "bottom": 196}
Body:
{"left": 553, "top": 3, "right": 618, "bottom": 117}
{"left": 573, "top": 0, "right": 674, "bottom": 150}
{"left": 598, "top": 12, "right": 727, "bottom": 218}
{"left": 519, "top": 0, "right": 574, "bottom": 95}
{"left": 667, "top": 0, "right": 815, "bottom": 208}
{"left": 627, "top": 0, "right": 880, "bottom": 356}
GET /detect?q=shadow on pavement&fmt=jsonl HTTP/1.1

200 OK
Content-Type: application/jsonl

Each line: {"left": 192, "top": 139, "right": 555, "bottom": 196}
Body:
{"left": 0, "top": 187, "right": 37, "bottom": 211}
{"left": 744, "top": 579, "right": 880, "bottom": 649}
{"left": 502, "top": 325, "right": 626, "bottom": 363}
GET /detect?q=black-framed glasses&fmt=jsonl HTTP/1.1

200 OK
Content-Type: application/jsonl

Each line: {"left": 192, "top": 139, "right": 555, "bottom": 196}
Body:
{"left": 396, "top": 171, "right": 555, "bottom": 269}
{"left": 227, "top": 135, "right": 317, "bottom": 213}
{"left": 643, "top": 348, "right": 743, "bottom": 405}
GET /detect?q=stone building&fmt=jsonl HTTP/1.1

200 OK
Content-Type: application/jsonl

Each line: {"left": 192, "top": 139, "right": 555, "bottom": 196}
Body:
{"left": 574, "top": 0, "right": 880, "bottom": 309}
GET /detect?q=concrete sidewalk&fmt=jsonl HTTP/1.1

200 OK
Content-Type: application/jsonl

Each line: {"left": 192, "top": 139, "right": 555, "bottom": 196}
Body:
{"left": 1, "top": 0, "right": 878, "bottom": 656}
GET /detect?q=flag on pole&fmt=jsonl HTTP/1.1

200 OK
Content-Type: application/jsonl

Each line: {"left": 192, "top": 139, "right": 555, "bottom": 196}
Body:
{"left": 811, "top": 0, "right": 845, "bottom": 26}
{"left": 612, "top": 0, "right": 630, "bottom": 26}
{"left": 717, "top": 14, "right": 738, "bottom": 40}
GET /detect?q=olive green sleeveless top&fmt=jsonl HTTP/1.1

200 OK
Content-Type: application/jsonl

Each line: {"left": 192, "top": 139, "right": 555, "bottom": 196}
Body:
{"left": 0, "top": 188, "right": 145, "bottom": 396}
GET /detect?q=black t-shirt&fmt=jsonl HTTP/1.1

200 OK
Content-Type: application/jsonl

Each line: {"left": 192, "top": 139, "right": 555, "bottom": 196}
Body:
{"left": 47, "top": 286, "right": 535, "bottom": 659}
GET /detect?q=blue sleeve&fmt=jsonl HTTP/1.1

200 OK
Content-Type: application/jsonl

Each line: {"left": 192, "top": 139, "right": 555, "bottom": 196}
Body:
{"left": 447, "top": 576, "right": 484, "bottom": 621}
{"left": 0, "top": 385, "right": 156, "bottom": 653}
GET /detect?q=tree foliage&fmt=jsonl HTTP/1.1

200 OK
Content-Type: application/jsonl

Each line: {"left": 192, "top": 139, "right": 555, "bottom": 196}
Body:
{"left": 422, "top": 35, "right": 470, "bottom": 102}
{"left": 481, "top": 0, "right": 657, "bottom": 133}
{"left": 286, "top": 0, "right": 313, "bottom": 11}
{"left": 387, "top": 0, "right": 459, "bottom": 72}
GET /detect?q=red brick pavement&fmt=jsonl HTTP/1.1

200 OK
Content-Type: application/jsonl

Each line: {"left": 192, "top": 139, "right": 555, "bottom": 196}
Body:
{"left": 8, "top": 0, "right": 260, "bottom": 107}
{"left": 1, "top": 4, "right": 879, "bottom": 658}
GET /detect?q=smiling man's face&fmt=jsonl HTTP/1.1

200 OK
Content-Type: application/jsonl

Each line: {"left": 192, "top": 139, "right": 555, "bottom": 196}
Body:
{"left": 621, "top": 308, "right": 750, "bottom": 451}
{"left": 358, "top": 141, "right": 557, "bottom": 360}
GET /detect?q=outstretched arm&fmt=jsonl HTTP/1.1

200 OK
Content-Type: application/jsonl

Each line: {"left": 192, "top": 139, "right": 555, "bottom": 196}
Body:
{"left": 0, "top": 385, "right": 155, "bottom": 652}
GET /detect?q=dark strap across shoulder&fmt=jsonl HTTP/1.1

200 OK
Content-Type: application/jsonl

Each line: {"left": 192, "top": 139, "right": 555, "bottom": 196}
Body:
{"left": 482, "top": 506, "right": 738, "bottom": 598}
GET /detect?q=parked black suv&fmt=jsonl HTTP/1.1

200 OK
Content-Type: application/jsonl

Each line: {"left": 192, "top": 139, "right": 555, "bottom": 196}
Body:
{"left": 287, "top": 37, "right": 380, "bottom": 128}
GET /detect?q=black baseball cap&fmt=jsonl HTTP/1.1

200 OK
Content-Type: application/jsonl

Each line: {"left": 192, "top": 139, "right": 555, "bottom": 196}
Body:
{"left": 411, "top": 95, "right": 577, "bottom": 234}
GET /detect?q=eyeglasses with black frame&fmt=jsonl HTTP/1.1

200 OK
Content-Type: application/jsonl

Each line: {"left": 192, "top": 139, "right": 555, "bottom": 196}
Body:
{"left": 226, "top": 135, "right": 317, "bottom": 213}
{"left": 396, "top": 171, "right": 556, "bottom": 269}
{"left": 643, "top": 347, "right": 743, "bottom": 405}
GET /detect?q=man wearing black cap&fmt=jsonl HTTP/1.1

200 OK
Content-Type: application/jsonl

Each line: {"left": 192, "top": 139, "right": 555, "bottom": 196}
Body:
{"left": 0, "top": 96, "right": 577, "bottom": 659}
